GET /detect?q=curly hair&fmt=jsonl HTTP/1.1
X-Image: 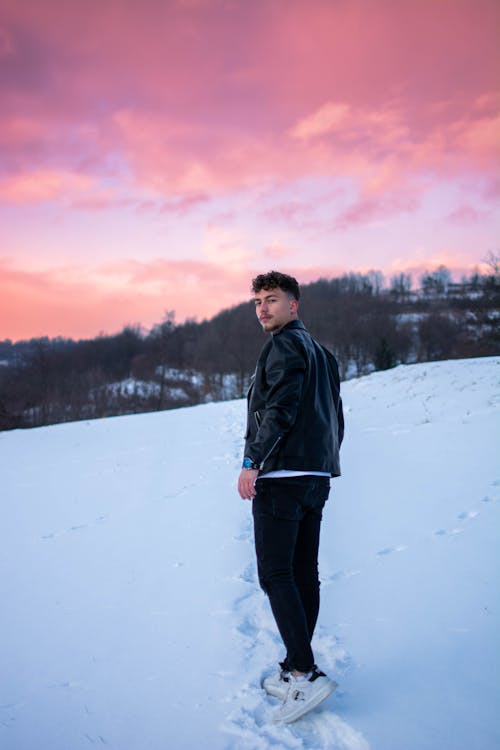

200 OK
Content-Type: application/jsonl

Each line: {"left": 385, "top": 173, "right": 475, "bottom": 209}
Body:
{"left": 251, "top": 271, "right": 300, "bottom": 300}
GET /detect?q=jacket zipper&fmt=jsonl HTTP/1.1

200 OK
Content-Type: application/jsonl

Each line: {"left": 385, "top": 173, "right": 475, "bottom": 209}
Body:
{"left": 259, "top": 435, "right": 282, "bottom": 469}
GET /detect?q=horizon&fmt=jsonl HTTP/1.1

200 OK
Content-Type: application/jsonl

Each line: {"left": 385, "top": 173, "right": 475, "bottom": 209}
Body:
{"left": 1, "top": 0, "right": 499, "bottom": 341}
{"left": 1, "top": 262, "right": 491, "bottom": 345}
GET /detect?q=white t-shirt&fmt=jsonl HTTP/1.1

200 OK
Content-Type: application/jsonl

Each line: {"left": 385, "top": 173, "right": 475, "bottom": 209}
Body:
{"left": 258, "top": 469, "right": 330, "bottom": 479}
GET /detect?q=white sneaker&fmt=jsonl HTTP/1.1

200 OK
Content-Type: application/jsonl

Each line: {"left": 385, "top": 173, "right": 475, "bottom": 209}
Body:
{"left": 262, "top": 663, "right": 290, "bottom": 700}
{"left": 273, "top": 669, "right": 337, "bottom": 724}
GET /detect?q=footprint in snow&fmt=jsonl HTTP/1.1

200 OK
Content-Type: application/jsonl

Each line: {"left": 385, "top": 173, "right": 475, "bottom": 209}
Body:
{"left": 233, "top": 531, "right": 250, "bottom": 542}
{"left": 322, "top": 570, "right": 361, "bottom": 584}
{"left": 224, "top": 688, "right": 367, "bottom": 750}
{"left": 239, "top": 562, "right": 257, "bottom": 585}
{"left": 457, "top": 510, "right": 479, "bottom": 521}
{"left": 233, "top": 519, "right": 253, "bottom": 543}
{"left": 481, "top": 494, "right": 498, "bottom": 503}
{"left": 432, "top": 495, "right": 500, "bottom": 537}
{"left": 376, "top": 545, "right": 407, "bottom": 557}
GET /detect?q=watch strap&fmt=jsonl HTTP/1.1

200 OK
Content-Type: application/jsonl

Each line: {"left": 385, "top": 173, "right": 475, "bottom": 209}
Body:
{"left": 242, "top": 457, "right": 260, "bottom": 470}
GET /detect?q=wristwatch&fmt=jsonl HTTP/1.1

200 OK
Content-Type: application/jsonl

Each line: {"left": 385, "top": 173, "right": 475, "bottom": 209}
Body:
{"left": 242, "top": 457, "right": 260, "bottom": 470}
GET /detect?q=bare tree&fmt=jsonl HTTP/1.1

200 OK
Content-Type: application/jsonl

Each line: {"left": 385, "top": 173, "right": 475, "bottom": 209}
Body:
{"left": 483, "top": 250, "right": 500, "bottom": 279}
{"left": 390, "top": 272, "right": 412, "bottom": 299}
{"left": 421, "top": 266, "right": 452, "bottom": 297}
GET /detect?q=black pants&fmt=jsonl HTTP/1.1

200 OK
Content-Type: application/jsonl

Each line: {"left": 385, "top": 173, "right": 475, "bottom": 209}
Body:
{"left": 252, "top": 475, "right": 330, "bottom": 673}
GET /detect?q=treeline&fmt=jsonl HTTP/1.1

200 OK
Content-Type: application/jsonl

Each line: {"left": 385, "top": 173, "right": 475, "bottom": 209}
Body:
{"left": 1, "top": 265, "right": 499, "bottom": 430}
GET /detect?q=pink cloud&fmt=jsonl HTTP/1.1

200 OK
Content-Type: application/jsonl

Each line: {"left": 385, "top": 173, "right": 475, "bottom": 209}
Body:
{"left": 159, "top": 192, "right": 210, "bottom": 215}
{"left": 453, "top": 111, "right": 500, "bottom": 165}
{"left": 0, "top": 256, "right": 255, "bottom": 340}
{"left": 0, "top": 115, "right": 47, "bottom": 146}
{"left": 291, "top": 103, "right": 352, "bottom": 140}
{"left": 0, "top": 169, "right": 94, "bottom": 204}
{"left": 69, "top": 194, "right": 135, "bottom": 212}
{"left": 483, "top": 177, "right": 500, "bottom": 201}
{"left": 0, "top": 0, "right": 497, "bottom": 205}
{"left": 263, "top": 200, "right": 316, "bottom": 226}
{"left": 448, "top": 205, "right": 490, "bottom": 224}
{"left": 335, "top": 191, "right": 421, "bottom": 230}
{"left": 0, "top": 0, "right": 499, "bottom": 341}
{"left": 263, "top": 244, "right": 297, "bottom": 260}
{"left": 384, "top": 253, "right": 488, "bottom": 282}
{"left": 104, "top": 93, "right": 500, "bottom": 216}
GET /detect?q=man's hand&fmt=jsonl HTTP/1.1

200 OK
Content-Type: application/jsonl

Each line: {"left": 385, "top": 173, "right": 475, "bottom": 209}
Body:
{"left": 238, "top": 469, "right": 259, "bottom": 500}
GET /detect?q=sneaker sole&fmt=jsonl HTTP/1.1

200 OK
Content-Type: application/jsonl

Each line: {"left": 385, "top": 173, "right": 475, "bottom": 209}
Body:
{"left": 273, "top": 680, "right": 338, "bottom": 724}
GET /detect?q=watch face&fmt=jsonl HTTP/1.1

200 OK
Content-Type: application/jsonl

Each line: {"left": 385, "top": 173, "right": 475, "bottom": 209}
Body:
{"left": 243, "top": 458, "right": 251, "bottom": 469}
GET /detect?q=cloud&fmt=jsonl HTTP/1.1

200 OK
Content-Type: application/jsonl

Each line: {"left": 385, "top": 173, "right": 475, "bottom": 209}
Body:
{"left": 262, "top": 199, "right": 318, "bottom": 230}
{"left": 159, "top": 192, "right": 210, "bottom": 215}
{"left": 0, "top": 25, "right": 14, "bottom": 58}
{"left": 110, "top": 109, "right": 294, "bottom": 196}
{"left": 483, "top": 177, "right": 500, "bottom": 201}
{"left": 452, "top": 112, "right": 500, "bottom": 164}
{"left": 0, "top": 115, "right": 47, "bottom": 147}
{"left": 335, "top": 190, "right": 421, "bottom": 230}
{"left": 1, "top": 0, "right": 499, "bottom": 341}
{"left": 69, "top": 194, "right": 135, "bottom": 212}
{"left": 0, "top": 169, "right": 94, "bottom": 203}
{"left": 263, "top": 244, "right": 297, "bottom": 260}
{"left": 384, "top": 252, "right": 486, "bottom": 282}
{"left": 0, "top": 256, "right": 251, "bottom": 340}
{"left": 289, "top": 98, "right": 500, "bottom": 198}
{"left": 291, "top": 103, "right": 351, "bottom": 140}
{"left": 201, "top": 225, "right": 253, "bottom": 266}
{"left": 0, "top": 1, "right": 498, "bottom": 207}
{"left": 447, "top": 205, "right": 490, "bottom": 224}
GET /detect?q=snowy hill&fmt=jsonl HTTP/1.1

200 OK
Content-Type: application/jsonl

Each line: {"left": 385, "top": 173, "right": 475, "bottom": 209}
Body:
{"left": 1, "top": 356, "right": 499, "bottom": 750}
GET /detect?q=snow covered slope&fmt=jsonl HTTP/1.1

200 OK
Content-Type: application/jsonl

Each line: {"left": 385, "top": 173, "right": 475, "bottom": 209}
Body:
{"left": 1, "top": 356, "right": 499, "bottom": 750}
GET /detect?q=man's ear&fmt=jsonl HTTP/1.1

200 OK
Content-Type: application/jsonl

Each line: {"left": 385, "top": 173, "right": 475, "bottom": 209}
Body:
{"left": 290, "top": 299, "right": 299, "bottom": 314}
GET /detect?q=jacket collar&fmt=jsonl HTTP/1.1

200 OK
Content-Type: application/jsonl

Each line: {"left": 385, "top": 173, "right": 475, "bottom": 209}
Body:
{"left": 272, "top": 318, "right": 306, "bottom": 336}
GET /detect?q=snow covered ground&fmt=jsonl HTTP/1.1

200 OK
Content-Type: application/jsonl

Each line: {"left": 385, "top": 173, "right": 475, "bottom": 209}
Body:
{"left": 1, "top": 356, "right": 499, "bottom": 750}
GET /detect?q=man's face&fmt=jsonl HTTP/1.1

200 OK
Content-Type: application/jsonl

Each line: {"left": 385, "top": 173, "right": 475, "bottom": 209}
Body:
{"left": 254, "top": 287, "right": 298, "bottom": 332}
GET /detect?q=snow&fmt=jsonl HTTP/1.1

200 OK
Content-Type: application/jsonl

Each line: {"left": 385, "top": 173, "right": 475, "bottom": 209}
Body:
{"left": 1, "top": 356, "right": 499, "bottom": 750}
{"left": 103, "top": 378, "right": 162, "bottom": 398}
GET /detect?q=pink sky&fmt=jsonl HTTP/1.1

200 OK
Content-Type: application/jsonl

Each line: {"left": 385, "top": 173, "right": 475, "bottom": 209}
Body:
{"left": 1, "top": 0, "right": 499, "bottom": 340}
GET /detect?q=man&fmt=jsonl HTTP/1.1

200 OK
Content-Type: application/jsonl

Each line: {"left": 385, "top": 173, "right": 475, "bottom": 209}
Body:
{"left": 237, "top": 271, "right": 344, "bottom": 724}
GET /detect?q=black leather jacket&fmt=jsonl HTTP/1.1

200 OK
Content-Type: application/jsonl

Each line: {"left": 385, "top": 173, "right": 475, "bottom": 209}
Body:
{"left": 244, "top": 320, "right": 344, "bottom": 476}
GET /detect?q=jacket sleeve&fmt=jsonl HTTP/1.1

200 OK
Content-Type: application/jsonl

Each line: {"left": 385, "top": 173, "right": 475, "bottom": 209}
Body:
{"left": 246, "top": 333, "right": 306, "bottom": 467}
{"left": 320, "top": 342, "right": 344, "bottom": 447}
{"left": 337, "top": 394, "right": 345, "bottom": 447}
{"left": 330, "top": 354, "right": 344, "bottom": 447}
